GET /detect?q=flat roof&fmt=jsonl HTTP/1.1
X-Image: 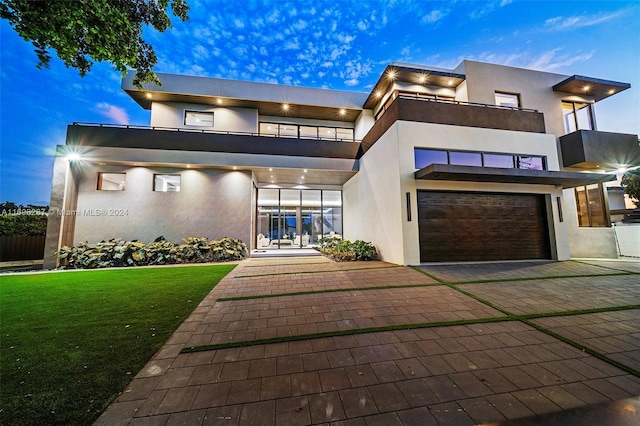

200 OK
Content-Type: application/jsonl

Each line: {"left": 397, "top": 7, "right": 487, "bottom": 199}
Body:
{"left": 552, "top": 75, "right": 631, "bottom": 102}
{"left": 363, "top": 64, "right": 466, "bottom": 109}
{"left": 414, "top": 163, "right": 616, "bottom": 189}
{"left": 122, "top": 72, "right": 367, "bottom": 122}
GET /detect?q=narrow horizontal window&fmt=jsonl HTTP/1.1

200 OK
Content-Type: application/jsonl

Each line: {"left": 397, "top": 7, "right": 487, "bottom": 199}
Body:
{"left": 184, "top": 111, "right": 214, "bottom": 127}
{"left": 154, "top": 174, "right": 181, "bottom": 192}
{"left": 97, "top": 173, "right": 126, "bottom": 191}
{"left": 415, "top": 149, "right": 448, "bottom": 169}
{"left": 516, "top": 156, "right": 545, "bottom": 170}
{"left": 483, "top": 153, "right": 514, "bottom": 168}
{"left": 449, "top": 151, "right": 482, "bottom": 167}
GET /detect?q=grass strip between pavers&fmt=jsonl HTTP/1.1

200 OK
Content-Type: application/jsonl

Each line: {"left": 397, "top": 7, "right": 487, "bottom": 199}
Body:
{"left": 181, "top": 316, "right": 514, "bottom": 353}
{"left": 411, "top": 265, "right": 633, "bottom": 285}
{"left": 234, "top": 264, "right": 402, "bottom": 278}
{"left": 217, "top": 282, "right": 445, "bottom": 302}
{"left": 522, "top": 318, "right": 640, "bottom": 378}
{"left": 181, "top": 304, "right": 640, "bottom": 355}
{"left": 444, "top": 280, "right": 640, "bottom": 378}
{"left": 573, "top": 259, "right": 640, "bottom": 275}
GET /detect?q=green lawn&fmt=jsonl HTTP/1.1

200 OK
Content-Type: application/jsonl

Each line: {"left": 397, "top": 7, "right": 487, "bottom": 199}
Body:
{"left": 0, "top": 264, "right": 235, "bottom": 425}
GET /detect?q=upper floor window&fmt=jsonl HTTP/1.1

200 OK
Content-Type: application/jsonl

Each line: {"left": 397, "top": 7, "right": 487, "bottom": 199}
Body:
{"left": 414, "top": 148, "right": 547, "bottom": 171}
{"left": 259, "top": 122, "right": 354, "bottom": 142}
{"left": 562, "top": 101, "right": 594, "bottom": 134}
{"left": 97, "top": 173, "right": 126, "bottom": 191}
{"left": 575, "top": 183, "right": 609, "bottom": 227}
{"left": 495, "top": 92, "right": 521, "bottom": 108}
{"left": 184, "top": 111, "right": 214, "bottom": 127}
{"left": 154, "top": 174, "right": 181, "bottom": 192}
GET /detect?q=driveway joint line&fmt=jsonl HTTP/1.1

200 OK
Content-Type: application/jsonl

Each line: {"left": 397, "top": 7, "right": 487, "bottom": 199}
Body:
{"left": 234, "top": 265, "right": 402, "bottom": 278}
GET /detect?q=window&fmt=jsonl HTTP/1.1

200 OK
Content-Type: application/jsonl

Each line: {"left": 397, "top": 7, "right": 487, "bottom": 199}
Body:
{"left": 495, "top": 92, "right": 521, "bottom": 108}
{"left": 415, "top": 149, "right": 448, "bottom": 169}
{"left": 97, "top": 173, "right": 126, "bottom": 191}
{"left": 562, "top": 101, "right": 594, "bottom": 134}
{"left": 483, "top": 153, "right": 514, "bottom": 168}
{"left": 154, "top": 174, "right": 181, "bottom": 192}
{"left": 575, "top": 184, "right": 608, "bottom": 227}
{"left": 414, "top": 148, "right": 547, "bottom": 171}
{"left": 515, "top": 156, "right": 545, "bottom": 170}
{"left": 258, "top": 122, "right": 354, "bottom": 141}
{"left": 184, "top": 111, "right": 214, "bottom": 127}
{"left": 450, "top": 151, "right": 482, "bottom": 167}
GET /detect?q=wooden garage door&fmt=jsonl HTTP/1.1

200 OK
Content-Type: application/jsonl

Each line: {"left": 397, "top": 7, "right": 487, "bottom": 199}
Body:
{"left": 418, "top": 191, "right": 551, "bottom": 262}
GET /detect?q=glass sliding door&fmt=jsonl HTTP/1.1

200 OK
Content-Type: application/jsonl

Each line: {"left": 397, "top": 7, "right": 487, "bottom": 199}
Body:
{"left": 256, "top": 188, "right": 342, "bottom": 249}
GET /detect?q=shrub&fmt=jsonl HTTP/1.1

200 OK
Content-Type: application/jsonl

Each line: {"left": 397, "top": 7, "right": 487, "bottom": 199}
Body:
{"left": 0, "top": 202, "right": 48, "bottom": 236}
{"left": 57, "top": 237, "right": 248, "bottom": 269}
{"left": 318, "top": 238, "right": 380, "bottom": 262}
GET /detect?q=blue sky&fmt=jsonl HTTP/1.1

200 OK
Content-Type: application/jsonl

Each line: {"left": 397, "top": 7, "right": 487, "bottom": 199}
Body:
{"left": 1, "top": 0, "right": 638, "bottom": 205}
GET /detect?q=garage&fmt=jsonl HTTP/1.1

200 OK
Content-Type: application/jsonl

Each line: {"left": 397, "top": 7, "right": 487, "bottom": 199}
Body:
{"left": 417, "top": 191, "right": 552, "bottom": 262}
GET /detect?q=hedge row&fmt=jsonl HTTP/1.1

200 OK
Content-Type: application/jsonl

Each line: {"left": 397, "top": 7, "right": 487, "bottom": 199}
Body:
{"left": 58, "top": 237, "right": 247, "bottom": 269}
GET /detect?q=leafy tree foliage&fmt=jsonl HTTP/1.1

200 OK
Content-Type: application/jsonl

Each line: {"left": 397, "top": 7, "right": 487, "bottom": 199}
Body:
{"left": 0, "top": 0, "right": 189, "bottom": 87}
{"left": 621, "top": 170, "right": 640, "bottom": 202}
{"left": 0, "top": 202, "right": 49, "bottom": 236}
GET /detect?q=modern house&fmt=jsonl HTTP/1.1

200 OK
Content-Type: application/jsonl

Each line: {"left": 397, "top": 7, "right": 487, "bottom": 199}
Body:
{"left": 44, "top": 60, "right": 640, "bottom": 268}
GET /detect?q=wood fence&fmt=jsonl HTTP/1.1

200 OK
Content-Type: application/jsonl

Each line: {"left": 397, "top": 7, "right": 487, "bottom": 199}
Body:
{"left": 0, "top": 236, "right": 46, "bottom": 261}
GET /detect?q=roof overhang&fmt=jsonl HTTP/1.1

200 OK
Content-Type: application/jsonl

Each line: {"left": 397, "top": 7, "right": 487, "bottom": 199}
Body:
{"left": 552, "top": 75, "right": 631, "bottom": 102}
{"left": 414, "top": 163, "right": 616, "bottom": 189}
{"left": 363, "top": 64, "right": 466, "bottom": 109}
{"left": 122, "top": 72, "right": 366, "bottom": 122}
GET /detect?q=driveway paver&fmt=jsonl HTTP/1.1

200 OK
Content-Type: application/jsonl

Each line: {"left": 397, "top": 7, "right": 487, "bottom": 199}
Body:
{"left": 95, "top": 258, "right": 640, "bottom": 426}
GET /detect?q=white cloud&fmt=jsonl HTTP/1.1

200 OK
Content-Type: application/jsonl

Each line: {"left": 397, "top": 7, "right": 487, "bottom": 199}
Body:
{"left": 544, "top": 10, "right": 624, "bottom": 31}
{"left": 421, "top": 9, "right": 446, "bottom": 24}
{"left": 95, "top": 103, "right": 129, "bottom": 125}
{"left": 233, "top": 19, "right": 245, "bottom": 29}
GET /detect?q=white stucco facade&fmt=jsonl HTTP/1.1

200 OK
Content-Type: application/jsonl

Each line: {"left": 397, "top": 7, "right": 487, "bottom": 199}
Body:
{"left": 44, "top": 60, "right": 638, "bottom": 268}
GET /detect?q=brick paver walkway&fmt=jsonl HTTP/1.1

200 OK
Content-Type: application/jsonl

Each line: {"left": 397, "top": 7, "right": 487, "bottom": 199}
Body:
{"left": 96, "top": 258, "right": 640, "bottom": 425}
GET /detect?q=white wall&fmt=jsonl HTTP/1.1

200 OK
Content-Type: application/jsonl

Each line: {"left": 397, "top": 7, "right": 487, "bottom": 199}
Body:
{"left": 354, "top": 109, "right": 374, "bottom": 141}
{"left": 397, "top": 121, "right": 569, "bottom": 264}
{"left": 562, "top": 189, "right": 618, "bottom": 258}
{"left": 343, "top": 122, "right": 406, "bottom": 265}
{"left": 150, "top": 102, "right": 258, "bottom": 133}
{"left": 461, "top": 60, "right": 595, "bottom": 138}
{"left": 71, "top": 164, "right": 253, "bottom": 246}
{"left": 613, "top": 223, "right": 640, "bottom": 258}
{"left": 344, "top": 120, "right": 571, "bottom": 265}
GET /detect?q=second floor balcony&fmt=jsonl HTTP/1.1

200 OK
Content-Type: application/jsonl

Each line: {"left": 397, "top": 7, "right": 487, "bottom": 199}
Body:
{"left": 65, "top": 123, "right": 362, "bottom": 160}
{"left": 362, "top": 94, "right": 546, "bottom": 151}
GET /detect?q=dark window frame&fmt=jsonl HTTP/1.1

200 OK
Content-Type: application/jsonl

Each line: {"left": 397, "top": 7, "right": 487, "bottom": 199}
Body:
{"left": 562, "top": 101, "right": 595, "bottom": 134}
{"left": 97, "top": 172, "right": 126, "bottom": 191}
{"left": 414, "top": 148, "right": 547, "bottom": 171}
{"left": 153, "top": 174, "right": 182, "bottom": 192}
{"left": 258, "top": 121, "right": 355, "bottom": 142}
{"left": 495, "top": 91, "right": 522, "bottom": 108}
{"left": 574, "top": 183, "right": 610, "bottom": 227}
{"left": 184, "top": 110, "right": 214, "bottom": 127}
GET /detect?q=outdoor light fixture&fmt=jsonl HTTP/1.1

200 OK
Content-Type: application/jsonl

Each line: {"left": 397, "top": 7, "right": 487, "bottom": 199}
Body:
{"left": 339, "top": 108, "right": 346, "bottom": 116}
{"left": 145, "top": 93, "right": 152, "bottom": 99}
{"left": 67, "top": 153, "right": 81, "bottom": 161}
{"left": 418, "top": 75, "right": 427, "bottom": 83}
{"left": 217, "top": 98, "right": 222, "bottom": 104}
{"left": 282, "top": 103, "right": 290, "bottom": 111}
{"left": 374, "top": 90, "right": 382, "bottom": 98}
{"left": 387, "top": 70, "right": 396, "bottom": 80}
